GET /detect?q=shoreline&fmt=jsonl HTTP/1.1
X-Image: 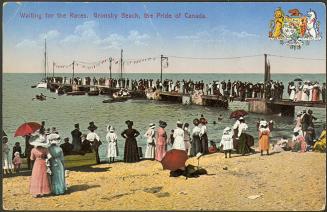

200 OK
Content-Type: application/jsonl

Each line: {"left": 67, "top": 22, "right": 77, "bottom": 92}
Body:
{"left": 3, "top": 151, "right": 326, "bottom": 211}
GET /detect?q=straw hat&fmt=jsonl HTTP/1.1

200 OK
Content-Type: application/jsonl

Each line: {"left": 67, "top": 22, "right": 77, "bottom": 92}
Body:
{"left": 29, "top": 134, "right": 50, "bottom": 148}
{"left": 223, "top": 127, "right": 232, "bottom": 134}
{"left": 149, "top": 123, "right": 155, "bottom": 129}
{"left": 47, "top": 133, "right": 61, "bottom": 145}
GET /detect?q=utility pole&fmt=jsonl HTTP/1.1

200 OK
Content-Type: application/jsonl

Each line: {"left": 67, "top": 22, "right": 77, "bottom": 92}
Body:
{"left": 120, "top": 49, "right": 123, "bottom": 80}
{"left": 109, "top": 57, "right": 112, "bottom": 79}
{"left": 72, "top": 61, "right": 75, "bottom": 84}
{"left": 52, "top": 62, "right": 55, "bottom": 78}
{"left": 264, "top": 54, "right": 268, "bottom": 83}
{"left": 160, "top": 54, "right": 168, "bottom": 83}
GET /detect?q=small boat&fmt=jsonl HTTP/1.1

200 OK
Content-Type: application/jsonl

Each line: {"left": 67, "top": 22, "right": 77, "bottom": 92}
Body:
{"left": 112, "top": 89, "right": 131, "bottom": 101}
{"left": 66, "top": 91, "right": 86, "bottom": 96}
{"left": 102, "top": 98, "right": 114, "bottom": 103}
{"left": 36, "top": 81, "right": 47, "bottom": 88}
{"left": 88, "top": 86, "right": 99, "bottom": 96}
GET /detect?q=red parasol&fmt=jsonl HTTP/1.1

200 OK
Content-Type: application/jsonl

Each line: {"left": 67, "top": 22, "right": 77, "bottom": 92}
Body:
{"left": 230, "top": 109, "right": 248, "bottom": 119}
{"left": 14, "top": 122, "right": 42, "bottom": 137}
{"left": 161, "top": 149, "right": 188, "bottom": 171}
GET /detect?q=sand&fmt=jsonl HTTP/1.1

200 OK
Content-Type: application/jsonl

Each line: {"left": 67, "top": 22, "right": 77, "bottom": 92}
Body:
{"left": 2, "top": 151, "right": 326, "bottom": 211}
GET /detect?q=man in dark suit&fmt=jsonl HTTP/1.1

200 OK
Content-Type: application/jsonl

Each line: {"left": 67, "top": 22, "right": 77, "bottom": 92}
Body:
{"left": 60, "top": 138, "right": 73, "bottom": 156}
{"left": 71, "top": 123, "right": 82, "bottom": 153}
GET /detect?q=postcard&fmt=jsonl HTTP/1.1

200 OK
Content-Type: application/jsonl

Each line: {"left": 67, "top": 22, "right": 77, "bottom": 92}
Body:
{"left": 2, "top": 1, "right": 326, "bottom": 211}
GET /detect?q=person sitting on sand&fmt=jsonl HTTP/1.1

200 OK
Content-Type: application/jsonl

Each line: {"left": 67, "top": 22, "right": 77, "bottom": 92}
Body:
{"left": 292, "top": 128, "right": 307, "bottom": 153}
{"left": 313, "top": 124, "right": 326, "bottom": 153}
{"left": 208, "top": 140, "right": 218, "bottom": 154}
{"left": 220, "top": 127, "right": 233, "bottom": 158}
{"left": 60, "top": 138, "right": 73, "bottom": 156}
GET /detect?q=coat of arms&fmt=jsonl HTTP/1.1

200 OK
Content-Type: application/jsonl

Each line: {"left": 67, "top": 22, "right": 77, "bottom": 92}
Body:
{"left": 269, "top": 7, "right": 321, "bottom": 49}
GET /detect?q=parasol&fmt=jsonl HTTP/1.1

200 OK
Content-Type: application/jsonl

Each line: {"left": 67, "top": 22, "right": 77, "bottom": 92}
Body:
{"left": 230, "top": 109, "right": 248, "bottom": 119}
{"left": 161, "top": 149, "right": 188, "bottom": 171}
{"left": 14, "top": 122, "right": 42, "bottom": 137}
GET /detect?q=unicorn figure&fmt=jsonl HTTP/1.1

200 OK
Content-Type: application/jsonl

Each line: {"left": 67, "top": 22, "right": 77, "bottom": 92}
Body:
{"left": 306, "top": 9, "right": 319, "bottom": 39}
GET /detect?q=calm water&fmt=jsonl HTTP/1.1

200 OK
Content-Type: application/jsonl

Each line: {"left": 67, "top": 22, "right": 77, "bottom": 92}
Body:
{"left": 3, "top": 73, "right": 326, "bottom": 161}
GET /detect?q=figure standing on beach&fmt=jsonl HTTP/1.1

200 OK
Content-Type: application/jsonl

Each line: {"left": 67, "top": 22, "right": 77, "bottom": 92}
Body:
{"left": 199, "top": 117, "right": 209, "bottom": 154}
{"left": 172, "top": 121, "right": 186, "bottom": 151}
{"left": 191, "top": 118, "right": 202, "bottom": 156}
{"left": 29, "top": 134, "right": 51, "bottom": 198}
{"left": 48, "top": 133, "right": 66, "bottom": 195}
{"left": 155, "top": 120, "right": 167, "bottom": 161}
{"left": 86, "top": 122, "right": 102, "bottom": 164}
{"left": 106, "top": 126, "right": 119, "bottom": 163}
{"left": 2, "top": 136, "right": 13, "bottom": 175}
{"left": 121, "top": 120, "right": 140, "bottom": 163}
{"left": 71, "top": 123, "right": 82, "bottom": 153}
{"left": 233, "top": 117, "right": 251, "bottom": 155}
{"left": 220, "top": 127, "right": 233, "bottom": 158}
{"left": 144, "top": 123, "right": 156, "bottom": 160}
{"left": 12, "top": 142, "right": 22, "bottom": 159}
{"left": 12, "top": 152, "right": 22, "bottom": 173}
{"left": 183, "top": 123, "right": 191, "bottom": 156}
{"left": 259, "top": 121, "right": 270, "bottom": 156}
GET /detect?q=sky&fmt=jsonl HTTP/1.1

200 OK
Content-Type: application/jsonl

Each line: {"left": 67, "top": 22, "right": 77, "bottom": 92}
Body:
{"left": 2, "top": 2, "right": 326, "bottom": 74}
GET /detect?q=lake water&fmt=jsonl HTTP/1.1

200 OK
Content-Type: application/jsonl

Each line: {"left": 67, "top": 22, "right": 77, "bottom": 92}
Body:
{"left": 2, "top": 73, "right": 326, "bottom": 161}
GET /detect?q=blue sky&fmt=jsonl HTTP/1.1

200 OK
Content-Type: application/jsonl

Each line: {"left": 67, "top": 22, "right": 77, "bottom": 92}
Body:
{"left": 3, "top": 2, "right": 326, "bottom": 73}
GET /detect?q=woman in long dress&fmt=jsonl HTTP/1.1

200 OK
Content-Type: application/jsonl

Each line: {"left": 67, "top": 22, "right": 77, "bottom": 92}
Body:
{"left": 48, "top": 134, "right": 66, "bottom": 195}
{"left": 192, "top": 119, "right": 202, "bottom": 156}
{"left": 183, "top": 123, "right": 191, "bottom": 156}
{"left": 172, "top": 121, "right": 185, "bottom": 150}
{"left": 236, "top": 117, "right": 251, "bottom": 155}
{"left": 199, "top": 118, "right": 209, "bottom": 154}
{"left": 301, "top": 82, "right": 310, "bottom": 101}
{"left": 155, "top": 121, "right": 167, "bottom": 161}
{"left": 259, "top": 121, "right": 270, "bottom": 156}
{"left": 144, "top": 123, "right": 156, "bottom": 160}
{"left": 2, "top": 136, "right": 13, "bottom": 175}
{"left": 29, "top": 134, "right": 52, "bottom": 197}
{"left": 289, "top": 82, "right": 296, "bottom": 101}
{"left": 106, "top": 126, "right": 119, "bottom": 163}
{"left": 121, "top": 120, "right": 140, "bottom": 163}
{"left": 295, "top": 82, "right": 303, "bottom": 102}
{"left": 312, "top": 84, "right": 320, "bottom": 101}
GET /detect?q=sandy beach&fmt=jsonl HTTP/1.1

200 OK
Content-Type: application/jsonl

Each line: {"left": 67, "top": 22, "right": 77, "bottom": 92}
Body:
{"left": 2, "top": 151, "right": 326, "bottom": 211}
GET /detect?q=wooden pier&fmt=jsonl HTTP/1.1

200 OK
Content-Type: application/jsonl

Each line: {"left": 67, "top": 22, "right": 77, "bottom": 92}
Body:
{"left": 47, "top": 82, "right": 326, "bottom": 116}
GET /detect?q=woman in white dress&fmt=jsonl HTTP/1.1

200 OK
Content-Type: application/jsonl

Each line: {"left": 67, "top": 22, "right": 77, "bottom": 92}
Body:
{"left": 144, "top": 123, "right": 156, "bottom": 160}
{"left": 2, "top": 136, "right": 13, "bottom": 175}
{"left": 220, "top": 127, "right": 234, "bottom": 158}
{"left": 289, "top": 82, "right": 296, "bottom": 101}
{"left": 172, "top": 121, "right": 185, "bottom": 151}
{"left": 106, "top": 125, "right": 118, "bottom": 163}
{"left": 301, "top": 82, "right": 310, "bottom": 101}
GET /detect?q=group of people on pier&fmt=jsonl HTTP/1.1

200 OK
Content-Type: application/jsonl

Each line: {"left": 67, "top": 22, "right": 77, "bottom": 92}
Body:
{"left": 47, "top": 76, "right": 326, "bottom": 103}
{"left": 288, "top": 81, "right": 326, "bottom": 102}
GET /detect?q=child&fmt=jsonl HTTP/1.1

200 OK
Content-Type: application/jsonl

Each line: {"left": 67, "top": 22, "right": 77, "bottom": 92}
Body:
{"left": 220, "top": 127, "right": 234, "bottom": 158}
{"left": 106, "top": 126, "right": 118, "bottom": 163}
{"left": 12, "top": 152, "right": 22, "bottom": 173}
{"left": 12, "top": 142, "right": 22, "bottom": 160}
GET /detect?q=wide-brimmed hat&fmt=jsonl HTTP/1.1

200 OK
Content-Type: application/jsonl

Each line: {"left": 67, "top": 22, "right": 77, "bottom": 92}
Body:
{"left": 223, "top": 127, "right": 232, "bottom": 134}
{"left": 176, "top": 120, "right": 183, "bottom": 125}
{"left": 149, "top": 123, "right": 155, "bottom": 129}
{"left": 125, "top": 120, "right": 133, "bottom": 126}
{"left": 47, "top": 133, "right": 61, "bottom": 145}
{"left": 193, "top": 118, "right": 200, "bottom": 126}
{"left": 109, "top": 126, "right": 115, "bottom": 132}
{"left": 88, "top": 121, "right": 98, "bottom": 131}
{"left": 29, "top": 134, "right": 50, "bottom": 147}
{"left": 239, "top": 116, "right": 244, "bottom": 121}
{"left": 159, "top": 120, "right": 167, "bottom": 128}
{"left": 14, "top": 151, "right": 20, "bottom": 157}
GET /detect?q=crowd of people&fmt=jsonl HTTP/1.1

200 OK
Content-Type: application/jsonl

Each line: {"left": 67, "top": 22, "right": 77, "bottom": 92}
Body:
{"left": 2, "top": 107, "right": 326, "bottom": 198}
{"left": 288, "top": 81, "right": 326, "bottom": 102}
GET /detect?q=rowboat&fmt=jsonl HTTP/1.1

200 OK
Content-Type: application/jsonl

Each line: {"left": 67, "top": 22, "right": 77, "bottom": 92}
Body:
{"left": 66, "top": 91, "right": 86, "bottom": 96}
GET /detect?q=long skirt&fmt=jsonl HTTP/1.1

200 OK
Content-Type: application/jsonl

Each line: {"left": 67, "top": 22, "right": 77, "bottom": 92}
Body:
{"left": 50, "top": 159, "right": 66, "bottom": 195}
{"left": 29, "top": 159, "right": 51, "bottom": 195}
{"left": 201, "top": 134, "right": 209, "bottom": 154}
{"left": 238, "top": 133, "right": 251, "bottom": 155}
{"left": 259, "top": 135, "right": 270, "bottom": 151}
{"left": 192, "top": 135, "right": 202, "bottom": 156}
{"left": 155, "top": 144, "right": 166, "bottom": 161}
{"left": 124, "top": 138, "right": 140, "bottom": 163}
{"left": 144, "top": 143, "right": 155, "bottom": 159}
